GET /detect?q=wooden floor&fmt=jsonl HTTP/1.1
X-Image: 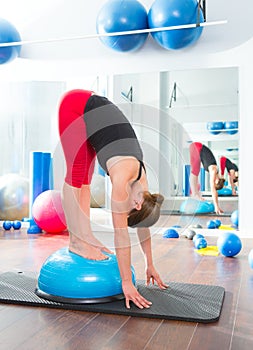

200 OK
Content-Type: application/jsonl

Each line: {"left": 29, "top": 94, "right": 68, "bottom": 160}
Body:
{"left": 0, "top": 214, "right": 253, "bottom": 350}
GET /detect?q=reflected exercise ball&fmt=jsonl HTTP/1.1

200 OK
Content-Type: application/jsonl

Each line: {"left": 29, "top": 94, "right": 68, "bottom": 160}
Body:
{"left": 96, "top": 0, "right": 148, "bottom": 52}
{"left": 248, "top": 249, "right": 253, "bottom": 269}
{"left": 36, "top": 247, "right": 136, "bottom": 303}
{"left": 0, "top": 174, "right": 29, "bottom": 221}
{"left": 231, "top": 210, "right": 239, "bottom": 228}
{"left": 217, "top": 232, "right": 242, "bottom": 257}
{"left": 180, "top": 198, "right": 214, "bottom": 214}
{"left": 0, "top": 18, "right": 21, "bottom": 64}
{"left": 224, "top": 121, "right": 238, "bottom": 135}
{"left": 148, "top": 0, "right": 204, "bottom": 50}
{"left": 32, "top": 190, "right": 67, "bottom": 233}
{"left": 90, "top": 174, "right": 105, "bottom": 208}
{"left": 207, "top": 121, "right": 224, "bottom": 135}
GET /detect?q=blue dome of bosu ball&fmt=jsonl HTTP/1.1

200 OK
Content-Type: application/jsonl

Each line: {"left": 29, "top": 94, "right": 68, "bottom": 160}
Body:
{"left": 36, "top": 247, "right": 136, "bottom": 304}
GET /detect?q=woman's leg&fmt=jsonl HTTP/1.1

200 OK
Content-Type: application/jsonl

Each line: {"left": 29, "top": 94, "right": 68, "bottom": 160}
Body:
{"left": 58, "top": 90, "right": 110, "bottom": 260}
{"left": 189, "top": 142, "right": 204, "bottom": 200}
{"left": 62, "top": 183, "right": 110, "bottom": 260}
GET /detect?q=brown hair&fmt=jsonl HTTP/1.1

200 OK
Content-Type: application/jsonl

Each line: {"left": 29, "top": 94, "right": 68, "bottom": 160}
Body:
{"left": 215, "top": 178, "right": 225, "bottom": 190}
{"left": 233, "top": 176, "right": 239, "bottom": 183}
{"left": 127, "top": 191, "right": 164, "bottom": 228}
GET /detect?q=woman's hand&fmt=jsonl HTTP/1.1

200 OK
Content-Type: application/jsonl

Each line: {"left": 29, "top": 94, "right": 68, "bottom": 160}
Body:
{"left": 122, "top": 280, "right": 152, "bottom": 309}
{"left": 146, "top": 265, "right": 168, "bottom": 290}
{"left": 215, "top": 205, "right": 224, "bottom": 215}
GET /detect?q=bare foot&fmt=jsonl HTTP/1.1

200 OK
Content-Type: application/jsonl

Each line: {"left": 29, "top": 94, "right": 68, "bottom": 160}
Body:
{"left": 69, "top": 241, "right": 109, "bottom": 261}
{"left": 191, "top": 193, "right": 205, "bottom": 202}
{"left": 85, "top": 236, "right": 114, "bottom": 255}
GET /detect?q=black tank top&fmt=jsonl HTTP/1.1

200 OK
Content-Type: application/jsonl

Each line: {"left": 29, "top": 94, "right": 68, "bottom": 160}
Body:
{"left": 83, "top": 95, "right": 145, "bottom": 177}
{"left": 226, "top": 158, "right": 238, "bottom": 172}
{"left": 200, "top": 145, "right": 217, "bottom": 172}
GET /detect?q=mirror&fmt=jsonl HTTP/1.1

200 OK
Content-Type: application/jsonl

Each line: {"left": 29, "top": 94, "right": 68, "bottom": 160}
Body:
{"left": 0, "top": 67, "right": 239, "bottom": 217}
{"left": 107, "top": 66, "right": 239, "bottom": 212}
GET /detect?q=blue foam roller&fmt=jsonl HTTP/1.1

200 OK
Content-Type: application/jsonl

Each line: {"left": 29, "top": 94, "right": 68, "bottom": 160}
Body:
{"left": 180, "top": 198, "right": 214, "bottom": 214}
{"left": 36, "top": 248, "right": 135, "bottom": 303}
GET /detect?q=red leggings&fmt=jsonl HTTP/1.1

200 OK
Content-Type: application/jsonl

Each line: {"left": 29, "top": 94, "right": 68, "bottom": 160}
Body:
{"left": 58, "top": 89, "right": 96, "bottom": 188}
{"left": 189, "top": 142, "right": 203, "bottom": 176}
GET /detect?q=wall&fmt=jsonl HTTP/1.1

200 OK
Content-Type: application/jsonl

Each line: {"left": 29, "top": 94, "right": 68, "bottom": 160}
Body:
{"left": 0, "top": 0, "right": 252, "bottom": 234}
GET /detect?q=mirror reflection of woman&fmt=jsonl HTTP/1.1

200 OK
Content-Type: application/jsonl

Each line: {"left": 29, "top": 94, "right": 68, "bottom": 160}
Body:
{"left": 58, "top": 89, "right": 167, "bottom": 309}
{"left": 220, "top": 156, "right": 238, "bottom": 195}
{"left": 189, "top": 142, "right": 225, "bottom": 214}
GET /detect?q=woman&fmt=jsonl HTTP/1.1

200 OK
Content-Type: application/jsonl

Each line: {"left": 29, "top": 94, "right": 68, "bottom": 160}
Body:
{"left": 58, "top": 89, "right": 167, "bottom": 309}
{"left": 220, "top": 156, "right": 238, "bottom": 195}
{"left": 189, "top": 142, "right": 225, "bottom": 214}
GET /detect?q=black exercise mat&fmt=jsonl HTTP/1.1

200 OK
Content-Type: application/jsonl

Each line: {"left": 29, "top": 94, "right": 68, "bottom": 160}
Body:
{"left": 0, "top": 271, "right": 225, "bottom": 323}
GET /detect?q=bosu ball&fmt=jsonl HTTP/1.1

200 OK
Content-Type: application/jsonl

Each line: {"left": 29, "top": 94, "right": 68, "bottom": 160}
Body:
{"left": 36, "top": 247, "right": 135, "bottom": 304}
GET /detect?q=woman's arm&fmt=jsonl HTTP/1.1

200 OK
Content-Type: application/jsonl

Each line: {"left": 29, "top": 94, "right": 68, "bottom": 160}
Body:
{"left": 111, "top": 180, "right": 152, "bottom": 309}
{"left": 209, "top": 167, "right": 223, "bottom": 214}
{"left": 228, "top": 170, "right": 237, "bottom": 195}
{"left": 137, "top": 227, "right": 168, "bottom": 289}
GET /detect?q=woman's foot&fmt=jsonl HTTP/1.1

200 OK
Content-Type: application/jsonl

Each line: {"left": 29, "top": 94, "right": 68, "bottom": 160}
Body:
{"left": 69, "top": 233, "right": 113, "bottom": 260}
{"left": 191, "top": 193, "right": 205, "bottom": 201}
{"left": 69, "top": 240, "right": 108, "bottom": 261}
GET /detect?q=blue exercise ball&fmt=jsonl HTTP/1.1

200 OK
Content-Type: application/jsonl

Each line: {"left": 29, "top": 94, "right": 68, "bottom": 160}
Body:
{"left": 248, "top": 249, "right": 253, "bottom": 269}
{"left": 206, "top": 121, "right": 224, "bottom": 135}
{"left": 217, "top": 232, "right": 242, "bottom": 257}
{"left": 214, "top": 219, "right": 221, "bottom": 228}
{"left": 193, "top": 233, "right": 204, "bottom": 244}
{"left": 36, "top": 247, "right": 136, "bottom": 303}
{"left": 194, "top": 237, "right": 207, "bottom": 249}
{"left": 163, "top": 228, "right": 179, "bottom": 238}
{"left": 3, "top": 220, "right": 12, "bottom": 230}
{"left": 96, "top": 0, "right": 148, "bottom": 52}
{"left": 148, "top": 0, "right": 204, "bottom": 50}
{"left": 224, "top": 121, "right": 238, "bottom": 135}
{"left": 231, "top": 210, "right": 239, "bottom": 228}
{"left": 207, "top": 220, "right": 216, "bottom": 229}
{"left": 0, "top": 18, "right": 21, "bottom": 64}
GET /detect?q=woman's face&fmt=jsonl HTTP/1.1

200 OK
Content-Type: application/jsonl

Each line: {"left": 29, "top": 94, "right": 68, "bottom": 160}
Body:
{"left": 128, "top": 182, "right": 144, "bottom": 212}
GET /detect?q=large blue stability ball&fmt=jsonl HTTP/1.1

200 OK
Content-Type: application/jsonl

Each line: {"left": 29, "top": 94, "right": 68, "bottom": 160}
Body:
{"left": 36, "top": 248, "right": 136, "bottom": 303}
{"left": 217, "top": 232, "right": 242, "bottom": 257}
{"left": 96, "top": 0, "right": 148, "bottom": 52}
{"left": 148, "top": 0, "right": 204, "bottom": 50}
{"left": 0, "top": 18, "right": 21, "bottom": 64}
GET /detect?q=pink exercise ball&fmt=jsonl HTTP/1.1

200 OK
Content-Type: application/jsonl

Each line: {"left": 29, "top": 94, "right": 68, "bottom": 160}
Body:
{"left": 32, "top": 190, "right": 67, "bottom": 233}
